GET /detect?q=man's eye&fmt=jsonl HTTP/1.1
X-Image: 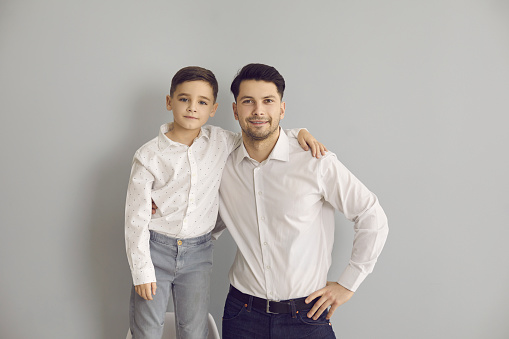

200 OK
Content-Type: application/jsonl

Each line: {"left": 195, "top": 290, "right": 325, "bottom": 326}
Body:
{"left": 265, "top": 99, "right": 274, "bottom": 103}
{"left": 242, "top": 100, "right": 253, "bottom": 104}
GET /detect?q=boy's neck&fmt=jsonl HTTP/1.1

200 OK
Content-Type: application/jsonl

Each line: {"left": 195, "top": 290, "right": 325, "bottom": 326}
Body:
{"left": 165, "top": 123, "right": 201, "bottom": 146}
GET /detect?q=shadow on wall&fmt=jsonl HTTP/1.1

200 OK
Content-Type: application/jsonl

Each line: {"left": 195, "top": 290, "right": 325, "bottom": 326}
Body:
{"left": 87, "top": 84, "right": 168, "bottom": 339}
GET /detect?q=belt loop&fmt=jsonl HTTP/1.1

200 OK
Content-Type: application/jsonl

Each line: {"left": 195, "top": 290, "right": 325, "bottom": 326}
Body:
{"left": 247, "top": 295, "right": 253, "bottom": 312}
{"left": 290, "top": 299, "right": 297, "bottom": 319}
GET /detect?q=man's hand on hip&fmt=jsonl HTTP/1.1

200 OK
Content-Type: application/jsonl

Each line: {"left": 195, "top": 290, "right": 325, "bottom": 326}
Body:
{"left": 305, "top": 281, "right": 354, "bottom": 320}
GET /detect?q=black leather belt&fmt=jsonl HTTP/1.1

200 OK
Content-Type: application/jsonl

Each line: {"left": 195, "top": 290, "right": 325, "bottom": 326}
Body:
{"left": 229, "top": 285, "right": 317, "bottom": 314}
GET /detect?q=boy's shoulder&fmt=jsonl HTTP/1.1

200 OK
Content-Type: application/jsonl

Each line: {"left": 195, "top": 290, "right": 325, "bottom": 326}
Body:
{"left": 133, "top": 135, "right": 159, "bottom": 159}
{"left": 201, "top": 124, "right": 226, "bottom": 136}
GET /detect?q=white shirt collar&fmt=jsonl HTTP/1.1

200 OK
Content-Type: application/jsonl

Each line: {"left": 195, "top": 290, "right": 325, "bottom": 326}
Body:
{"left": 157, "top": 123, "right": 210, "bottom": 151}
{"left": 233, "top": 127, "right": 290, "bottom": 166}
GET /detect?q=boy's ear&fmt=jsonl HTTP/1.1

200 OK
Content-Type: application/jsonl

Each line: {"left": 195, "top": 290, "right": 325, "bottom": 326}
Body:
{"left": 232, "top": 102, "right": 239, "bottom": 120}
{"left": 209, "top": 102, "right": 218, "bottom": 117}
{"left": 166, "top": 95, "right": 172, "bottom": 111}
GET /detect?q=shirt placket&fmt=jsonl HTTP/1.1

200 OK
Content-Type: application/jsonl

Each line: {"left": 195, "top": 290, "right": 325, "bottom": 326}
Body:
{"left": 182, "top": 147, "right": 198, "bottom": 235}
{"left": 253, "top": 165, "right": 276, "bottom": 301}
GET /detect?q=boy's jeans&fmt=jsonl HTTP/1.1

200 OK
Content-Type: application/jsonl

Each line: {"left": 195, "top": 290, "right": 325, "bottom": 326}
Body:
{"left": 129, "top": 230, "right": 213, "bottom": 339}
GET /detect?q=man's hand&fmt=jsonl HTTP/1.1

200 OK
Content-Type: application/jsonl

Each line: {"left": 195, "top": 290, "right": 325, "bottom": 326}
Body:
{"left": 152, "top": 200, "right": 157, "bottom": 214}
{"left": 297, "top": 129, "right": 328, "bottom": 158}
{"left": 135, "top": 282, "right": 157, "bottom": 300}
{"left": 305, "top": 281, "right": 354, "bottom": 320}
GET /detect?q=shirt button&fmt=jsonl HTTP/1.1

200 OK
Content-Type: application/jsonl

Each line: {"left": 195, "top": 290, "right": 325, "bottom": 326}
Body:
{"left": 266, "top": 265, "right": 271, "bottom": 270}
{"left": 177, "top": 240, "right": 183, "bottom": 246}
{"left": 261, "top": 217, "right": 265, "bottom": 221}
{"left": 264, "top": 242, "right": 268, "bottom": 246}
{"left": 258, "top": 191, "right": 262, "bottom": 195}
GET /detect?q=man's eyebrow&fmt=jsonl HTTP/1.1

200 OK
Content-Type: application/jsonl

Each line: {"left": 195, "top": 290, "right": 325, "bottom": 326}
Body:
{"left": 238, "top": 95, "right": 254, "bottom": 101}
{"left": 238, "top": 95, "right": 277, "bottom": 100}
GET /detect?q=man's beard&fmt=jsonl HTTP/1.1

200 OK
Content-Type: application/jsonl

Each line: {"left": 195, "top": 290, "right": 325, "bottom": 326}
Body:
{"left": 241, "top": 117, "right": 279, "bottom": 141}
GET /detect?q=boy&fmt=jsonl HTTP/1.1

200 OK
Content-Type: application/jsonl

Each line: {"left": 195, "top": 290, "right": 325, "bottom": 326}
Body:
{"left": 125, "top": 66, "right": 324, "bottom": 338}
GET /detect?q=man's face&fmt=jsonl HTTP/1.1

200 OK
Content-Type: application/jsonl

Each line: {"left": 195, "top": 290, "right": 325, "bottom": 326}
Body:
{"left": 166, "top": 80, "right": 218, "bottom": 132}
{"left": 233, "top": 80, "right": 285, "bottom": 141}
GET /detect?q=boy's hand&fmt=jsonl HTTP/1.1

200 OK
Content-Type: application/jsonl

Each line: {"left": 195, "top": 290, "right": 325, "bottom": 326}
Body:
{"left": 297, "top": 129, "right": 328, "bottom": 158}
{"left": 305, "top": 281, "right": 354, "bottom": 320}
{"left": 152, "top": 200, "right": 158, "bottom": 214}
{"left": 135, "top": 282, "right": 157, "bottom": 300}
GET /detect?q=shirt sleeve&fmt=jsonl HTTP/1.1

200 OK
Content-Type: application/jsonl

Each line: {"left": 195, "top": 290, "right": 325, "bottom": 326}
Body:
{"left": 318, "top": 153, "right": 389, "bottom": 292}
{"left": 211, "top": 213, "right": 227, "bottom": 240}
{"left": 216, "top": 127, "right": 242, "bottom": 154}
{"left": 283, "top": 128, "right": 306, "bottom": 139}
{"left": 125, "top": 151, "right": 157, "bottom": 286}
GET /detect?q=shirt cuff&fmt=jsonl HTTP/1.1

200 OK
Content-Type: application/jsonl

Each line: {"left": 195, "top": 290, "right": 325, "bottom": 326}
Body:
{"left": 132, "top": 268, "right": 157, "bottom": 286}
{"left": 337, "top": 265, "right": 368, "bottom": 292}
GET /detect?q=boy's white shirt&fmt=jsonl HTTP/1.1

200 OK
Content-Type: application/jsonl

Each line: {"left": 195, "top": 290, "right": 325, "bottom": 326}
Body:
{"left": 125, "top": 123, "right": 301, "bottom": 286}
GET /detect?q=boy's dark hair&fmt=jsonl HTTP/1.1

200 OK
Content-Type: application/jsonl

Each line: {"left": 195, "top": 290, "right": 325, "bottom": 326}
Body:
{"left": 230, "top": 63, "right": 285, "bottom": 101}
{"left": 170, "top": 66, "right": 219, "bottom": 102}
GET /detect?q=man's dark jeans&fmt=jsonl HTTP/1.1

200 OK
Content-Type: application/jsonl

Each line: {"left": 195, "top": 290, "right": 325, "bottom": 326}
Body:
{"left": 222, "top": 290, "right": 336, "bottom": 339}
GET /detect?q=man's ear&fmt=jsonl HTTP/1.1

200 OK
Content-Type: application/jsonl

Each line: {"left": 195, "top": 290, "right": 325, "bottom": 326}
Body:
{"left": 166, "top": 95, "right": 172, "bottom": 111}
{"left": 280, "top": 101, "right": 286, "bottom": 120}
{"left": 232, "top": 102, "right": 239, "bottom": 120}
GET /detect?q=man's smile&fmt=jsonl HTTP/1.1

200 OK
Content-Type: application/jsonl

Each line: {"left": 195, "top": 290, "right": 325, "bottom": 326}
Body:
{"left": 248, "top": 120, "right": 269, "bottom": 125}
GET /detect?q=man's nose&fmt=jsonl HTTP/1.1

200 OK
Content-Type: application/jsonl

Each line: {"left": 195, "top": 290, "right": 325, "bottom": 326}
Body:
{"left": 252, "top": 102, "right": 264, "bottom": 115}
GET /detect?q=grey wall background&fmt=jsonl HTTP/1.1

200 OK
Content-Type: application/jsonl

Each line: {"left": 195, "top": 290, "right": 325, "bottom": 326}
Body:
{"left": 1, "top": 0, "right": 508, "bottom": 338}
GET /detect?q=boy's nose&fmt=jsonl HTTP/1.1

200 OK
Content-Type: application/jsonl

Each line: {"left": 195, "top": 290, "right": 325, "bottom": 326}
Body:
{"left": 187, "top": 103, "right": 197, "bottom": 112}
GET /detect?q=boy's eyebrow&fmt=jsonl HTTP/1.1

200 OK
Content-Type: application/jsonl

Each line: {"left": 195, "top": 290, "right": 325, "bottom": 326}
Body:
{"left": 177, "top": 93, "right": 212, "bottom": 101}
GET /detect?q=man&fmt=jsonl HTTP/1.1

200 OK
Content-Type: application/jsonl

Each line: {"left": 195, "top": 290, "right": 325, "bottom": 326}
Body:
{"left": 216, "top": 63, "right": 389, "bottom": 338}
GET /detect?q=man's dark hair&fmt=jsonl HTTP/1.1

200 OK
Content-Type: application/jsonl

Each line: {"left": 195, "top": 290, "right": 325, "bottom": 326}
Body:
{"left": 170, "top": 66, "right": 219, "bottom": 102}
{"left": 230, "top": 63, "right": 285, "bottom": 101}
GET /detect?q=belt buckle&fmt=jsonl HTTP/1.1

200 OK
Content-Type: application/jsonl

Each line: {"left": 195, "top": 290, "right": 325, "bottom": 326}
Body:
{"left": 266, "top": 300, "right": 277, "bottom": 314}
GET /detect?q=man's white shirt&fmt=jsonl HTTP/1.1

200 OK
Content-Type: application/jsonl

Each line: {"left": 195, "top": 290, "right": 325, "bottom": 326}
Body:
{"left": 217, "top": 129, "right": 388, "bottom": 300}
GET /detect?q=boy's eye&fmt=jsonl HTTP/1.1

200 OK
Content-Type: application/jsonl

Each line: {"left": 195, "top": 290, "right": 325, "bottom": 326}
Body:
{"left": 199, "top": 101, "right": 207, "bottom": 105}
{"left": 179, "top": 98, "right": 188, "bottom": 102}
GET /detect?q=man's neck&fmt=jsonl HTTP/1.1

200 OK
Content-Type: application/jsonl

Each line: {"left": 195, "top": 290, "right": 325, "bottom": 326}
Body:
{"left": 242, "top": 128, "right": 280, "bottom": 163}
{"left": 165, "top": 123, "right": 200, "bottom": 146}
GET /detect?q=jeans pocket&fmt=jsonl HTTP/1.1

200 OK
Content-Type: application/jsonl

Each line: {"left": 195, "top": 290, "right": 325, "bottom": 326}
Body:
{"left": 222, "top": 295, "right": 247, "bottom": 321}
{"left": 297, "top": 311, "right": 331, "bottom": 326}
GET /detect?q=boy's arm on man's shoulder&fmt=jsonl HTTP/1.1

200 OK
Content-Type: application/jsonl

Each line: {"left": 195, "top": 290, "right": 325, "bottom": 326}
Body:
{"left": 285, "top": 128, "right": 328, "bottom": 158}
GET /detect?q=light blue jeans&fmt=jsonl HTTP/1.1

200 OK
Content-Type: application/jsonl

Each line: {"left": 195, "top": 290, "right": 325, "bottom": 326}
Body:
{"left": 129, "top": 230, "right": 213, "bottom": 339}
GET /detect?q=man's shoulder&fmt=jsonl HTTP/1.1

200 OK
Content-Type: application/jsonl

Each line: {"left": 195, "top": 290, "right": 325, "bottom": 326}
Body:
{"left": 287, "top": 137, "right": 338, "bottom": 163}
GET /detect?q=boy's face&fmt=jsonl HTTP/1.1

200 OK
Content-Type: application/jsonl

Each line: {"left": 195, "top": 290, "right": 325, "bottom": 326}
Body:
{"left": 233, "top": 80, "right": 285, "bottom": 141}
{"left": 166, "top": 80, "right": 218, "bottom": 132}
